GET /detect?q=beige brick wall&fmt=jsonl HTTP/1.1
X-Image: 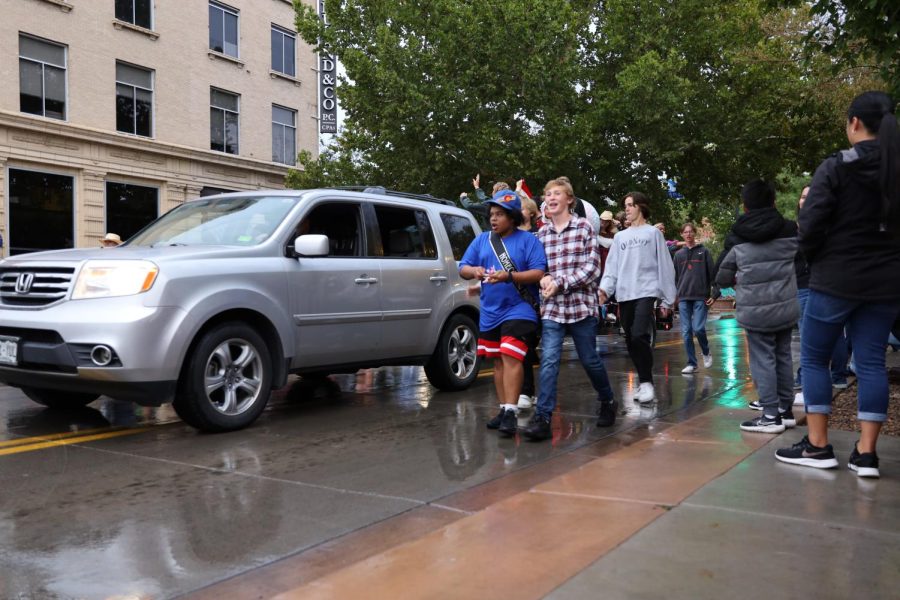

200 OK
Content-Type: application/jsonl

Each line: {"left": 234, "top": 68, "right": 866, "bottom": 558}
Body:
{"left": 0, "top": 0, "right": 323, "bottom": 252}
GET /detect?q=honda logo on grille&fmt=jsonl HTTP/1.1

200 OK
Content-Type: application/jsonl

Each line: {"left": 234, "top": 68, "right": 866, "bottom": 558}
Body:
{"left": 15, "top": 273, "right": 35, "bottom": 294}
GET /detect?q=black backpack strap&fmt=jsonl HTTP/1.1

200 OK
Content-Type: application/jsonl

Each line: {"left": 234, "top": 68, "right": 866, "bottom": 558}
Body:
{"left": 489, "top": 232, "right": 541, "bottom": 318}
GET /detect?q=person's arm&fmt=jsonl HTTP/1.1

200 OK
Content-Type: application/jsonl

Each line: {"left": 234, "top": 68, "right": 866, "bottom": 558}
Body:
{"left": 799, "top": 159, "right": 838, "bottom": 260}
{"left": 598, "top": 235, "right": 619, "bottom": 302}
{"left": 715, "top": 247, "right": 738, "bottom": 289}
{"left": 597, "top": 235, "right": 613, "bottom": 249}
{"left": 656, "top": 232, "right": 678, "bottom": 309}
{"left": 554, "top": 225, "right": 602, "bottom": 293}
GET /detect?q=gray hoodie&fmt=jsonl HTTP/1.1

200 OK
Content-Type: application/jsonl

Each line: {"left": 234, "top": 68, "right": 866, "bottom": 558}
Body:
{"left": 600, "top": 224, "right": 677, "bottom": 307}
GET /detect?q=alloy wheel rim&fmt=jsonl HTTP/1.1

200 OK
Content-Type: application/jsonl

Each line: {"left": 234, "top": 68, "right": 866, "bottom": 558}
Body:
{"left": 447, "top": 325, "right": 477, "bottom": 380}
{"left": 204, "top": 338, "right": 263, "bottom": 416}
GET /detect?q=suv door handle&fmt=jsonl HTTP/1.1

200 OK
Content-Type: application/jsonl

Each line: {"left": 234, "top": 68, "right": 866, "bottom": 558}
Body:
{"left": 354, "top": 276, "right": 378, "bottom": 284}
{"left": 429, "top": 275, "right": 448, "bottom": 282}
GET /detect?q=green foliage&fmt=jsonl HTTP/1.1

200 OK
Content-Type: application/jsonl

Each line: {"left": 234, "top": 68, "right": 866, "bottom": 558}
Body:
{"left": 290, "top": 0, "right": 879, "bottom": 233}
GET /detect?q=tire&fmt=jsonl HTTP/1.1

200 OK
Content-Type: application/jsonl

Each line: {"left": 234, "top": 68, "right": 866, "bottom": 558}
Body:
{"left": 173, "top": 322, "right": 273, "bottom": 432}
{"left": 424, "top": 313, "right": 479, "bottom": 391}
{"left": 21, "top": 387, "right": 99, "bottom": 410}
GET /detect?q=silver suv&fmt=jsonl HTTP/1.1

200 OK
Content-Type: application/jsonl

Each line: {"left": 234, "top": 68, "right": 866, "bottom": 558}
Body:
{"left": 0, "top": 188, "right": 482, "bottom": 431}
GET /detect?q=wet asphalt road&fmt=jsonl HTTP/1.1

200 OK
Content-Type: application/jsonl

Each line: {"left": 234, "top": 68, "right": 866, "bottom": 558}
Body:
{"left": 0, "top": 317, "right": 759, "bottom": 599}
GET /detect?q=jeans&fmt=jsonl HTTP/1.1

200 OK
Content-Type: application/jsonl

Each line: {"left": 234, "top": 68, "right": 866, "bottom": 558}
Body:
{"left": 746, "top": 328, "right": 794, "bottom": 417}
{"left": 678, "top": 300, "right": 710, "bottom": 367}
{"left": 620, "top": 297, "right": 656, "bottom": 383}
{"left": 536, "top": 317, "right": 614, "bottom": 419}
{"left": 801, "top": 290, "right": 900, "bottom": 422}
{"left": 796, "top": 287, "right": 849, "bottom": 386}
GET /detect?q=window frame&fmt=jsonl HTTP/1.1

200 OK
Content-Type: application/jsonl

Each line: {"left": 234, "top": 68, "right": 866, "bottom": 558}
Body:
{"left": 115, "top": 0, "right": 153, "bottom": 30}
{"left": 210, "top": 87, "right": 240, "bottom": 155}
{"left": 115, "top": 61, "right": 155, "bottom": 138}
{"left": 271, "top": 104, "right": 297, "bottom": 165}
{"left": 209, "top": 1, "right": 240, "bottom": 58}
{"left": 270, "top": 24, "right": 296, "bottom": 77}
{"left": 18, "top": 33, "right": 68, "bottom": 121}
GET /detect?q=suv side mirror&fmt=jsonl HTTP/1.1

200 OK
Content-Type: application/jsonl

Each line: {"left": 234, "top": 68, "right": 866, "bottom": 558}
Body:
{"left": 294, "top": 234, "right": 329, "bottom": 257}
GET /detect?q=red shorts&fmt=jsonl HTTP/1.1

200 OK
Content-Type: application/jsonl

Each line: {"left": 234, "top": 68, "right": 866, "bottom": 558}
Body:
{"left": 477, "top": 319, "right": 538, "bottom": 363}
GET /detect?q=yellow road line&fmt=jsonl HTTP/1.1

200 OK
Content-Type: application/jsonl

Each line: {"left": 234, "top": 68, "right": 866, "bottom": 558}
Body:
{"left": 0, "top": 426, "right": 127, "bottom": 449}
{"left": 0, "top": 427, "right": 149, "bottom": 457}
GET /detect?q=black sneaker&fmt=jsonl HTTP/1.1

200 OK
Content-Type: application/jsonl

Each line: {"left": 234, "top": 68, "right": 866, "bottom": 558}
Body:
{"left": 779, "top": 409, "right": 796, "bottom": 428}
{"left": 740, "top": 414, "right": 785, "bottom": 433}
{"left": 596, "top": 399, "right": 617, "bottom": 427}
{"left": 848, "top": 442, "right": 880, "bottom": 478}
{"left": 522, "top": 414, "right": 551, "bottom": 441}
{"left": 748, "top": 400, "right": 763, "bottom": 411}
{"left": 775, "top": 435, "right": 839, "bottom": 469}
{"left": 486, "top": 407, "right": 506, "bottom": 430}
{"left": 498, "top": 408, "right": 519, "bottom": 437}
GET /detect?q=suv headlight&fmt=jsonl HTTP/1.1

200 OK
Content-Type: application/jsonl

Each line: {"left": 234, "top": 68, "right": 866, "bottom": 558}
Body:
{"left": 72, "top": 260, "right": 159, "bottom": 300}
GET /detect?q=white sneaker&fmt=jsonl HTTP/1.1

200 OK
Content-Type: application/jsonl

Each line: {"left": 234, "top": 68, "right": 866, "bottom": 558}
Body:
{"left": 681, "top": 365, "right": 697, "bottom": 374}
{"left": 635, "top": 382, "right": 656, "bottom": 404}
{"left": 793, "top": 391, "right": 804, "bottom": 406}
{"left": 702, "top": 354, "right": 713, "bottom": 369}
{"left": 517, "top": 394, "right": 534, "bottom": 409}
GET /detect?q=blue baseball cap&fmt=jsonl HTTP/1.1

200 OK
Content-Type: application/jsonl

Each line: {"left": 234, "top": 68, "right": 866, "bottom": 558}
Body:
{"left": 485, "top": 189, "right": 522, "bottom": 213}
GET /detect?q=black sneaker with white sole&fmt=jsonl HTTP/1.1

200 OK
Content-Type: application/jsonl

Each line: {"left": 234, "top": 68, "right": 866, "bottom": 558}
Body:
{"left": 748, "top": 400, "right": 763, "bottom": 411}
{"left": 498, "top": 408, "right": 518, "bottom": 437}
{"left": 779, "top": 409, "right": 796, "bottom": 428}
{"left": 740, "top": 414, "right": 785, "bottom": 433}
{"left": 848, "top": 442, "right": 880, "bottom": 478}
{"left": 775, "top": 435, "right": 839, "bottom": 469}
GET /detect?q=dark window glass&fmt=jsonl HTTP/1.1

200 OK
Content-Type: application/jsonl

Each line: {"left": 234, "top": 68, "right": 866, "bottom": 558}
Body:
{"left": 374, "top": 206, "right": 437, "bottom": 259}
{"left": 115, "top": 62, "right": 153, "bottom": 137}
{"left": 18, "top": 35, "right": 66, "bottom": 120}
{"left": 43, "top": 66, "right": 66, "bottom": 120}
{"left": 271, "top": 26, "right": 296, "bottom": 76}
{"left": 211, "top": 89, "right": 239, "bottom": 154}
{"left": 19, "top": 60, "right": 43, "bottom": 116}
{"left": 224, "top": 111, "right": 239, "bottom": 154}
{"left": 106, "top": 182, "right": 159, "bottom": 240}
{"left": 210, "top": 107, "right": 225, "bottom": 152}
{"left": 8, "top": 169, "right": 74, "bottom": 255}
{"left": 135, "top": 88, "right": 152, "bottom": 136}
{"left": 272, "top": 105, "right": 296, "bottom": 165}
{"left": 116, "top": 0, "right": 152, "bottom": 28}
{"left": 300, "top": 203, "right": 362, "bottom": 257}
{"left": 115, "top": 0, "right": 131, "bottom": 21}
{"left": 209, "top": 2, "right": 239, "bottom": 57}
{"left": 116, "top": 83, "right": 134, "bottom": 132}
{"left": 284, "top": 34, "right": 295, "bottom": 76}
{"left": 440, "top": 214, "right": 477, "bottom": 261}
{"left": 271, "top": 28, "right": 281, "bottom": 73}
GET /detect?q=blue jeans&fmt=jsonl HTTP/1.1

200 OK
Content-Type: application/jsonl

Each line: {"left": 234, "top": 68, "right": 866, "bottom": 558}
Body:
{"left": 801, "top": 290, "right": 900, "bottom": 422}
{"left": 678, "top": 300, "right": 710, "bottom": 367}
{"left": 536, "top": 317, "right": 614, "bottom": 419}
{"left": 796, "top": 287, "right": 849, "bottom": 386}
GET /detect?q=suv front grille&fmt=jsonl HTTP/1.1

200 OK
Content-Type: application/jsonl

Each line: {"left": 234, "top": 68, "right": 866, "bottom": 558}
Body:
{"left": 0, "top": 266, "right": 76, "bottom": 306}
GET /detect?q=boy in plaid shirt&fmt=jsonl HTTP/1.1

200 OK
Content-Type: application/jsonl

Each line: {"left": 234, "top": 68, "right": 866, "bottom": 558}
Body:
{"left": 523, "top": 178, "right": 617, "bottom": 441}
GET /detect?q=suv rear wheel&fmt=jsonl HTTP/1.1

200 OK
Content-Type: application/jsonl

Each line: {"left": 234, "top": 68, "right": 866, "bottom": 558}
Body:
{"left": 174, "top": 322, "right": 272, "bottom": 432}
{"left": 424, "top": 313, "right": 479, "bottom": 391}
{"left": 21, "top": 387, "right": 99, "bottom": 409}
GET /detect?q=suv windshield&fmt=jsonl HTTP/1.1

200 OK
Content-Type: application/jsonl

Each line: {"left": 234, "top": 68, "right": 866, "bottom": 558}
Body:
{"left": 129, "top": 196, "right": 297, "bottom": 247}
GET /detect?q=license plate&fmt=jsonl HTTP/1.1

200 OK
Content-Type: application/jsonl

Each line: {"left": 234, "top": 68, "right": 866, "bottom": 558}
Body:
{"left": 0, "top": 336, "right": 19, "bottom": 366}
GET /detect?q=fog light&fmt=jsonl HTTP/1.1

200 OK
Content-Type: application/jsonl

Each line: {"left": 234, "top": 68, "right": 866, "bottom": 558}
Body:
{"left": 90, "top": 345, "right": 113, "bottom": 366}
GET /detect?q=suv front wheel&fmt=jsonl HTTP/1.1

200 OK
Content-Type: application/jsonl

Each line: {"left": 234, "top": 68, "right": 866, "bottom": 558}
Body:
{"left": 174, "top": 322, "right": 273, "bottom": 432}
{"left": 424, "top": 313, "right": 479, "bottom": 391}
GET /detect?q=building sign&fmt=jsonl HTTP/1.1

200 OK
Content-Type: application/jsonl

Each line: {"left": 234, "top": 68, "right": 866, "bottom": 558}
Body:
{"left": 318, "top": 1, "right": 337, "bottom": 134}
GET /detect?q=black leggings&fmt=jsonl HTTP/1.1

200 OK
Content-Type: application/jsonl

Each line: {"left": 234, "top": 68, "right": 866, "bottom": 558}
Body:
{"left": 620, "top": 297, "right": 656, "bottom": 383}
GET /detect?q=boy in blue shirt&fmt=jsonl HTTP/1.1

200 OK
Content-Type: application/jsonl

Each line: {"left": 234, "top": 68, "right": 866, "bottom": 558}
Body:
{"left": 460, "top": 190, "right": 547, "bottom": 436}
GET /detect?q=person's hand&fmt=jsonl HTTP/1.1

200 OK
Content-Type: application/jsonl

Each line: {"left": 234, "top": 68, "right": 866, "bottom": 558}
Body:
{"left": 540, "top": 274, "right": 554, "bottom": 293}
{"left": 466, "top": 283, "right": 481, "bottom": 297}
{"left": 658, "top": 307, "right": 672, "bottom": 318}
{"left": 516, "top": 178, "right": 524, "bottom": 191}
{"left": 599, "top": 290, "right": 608, "bottom": 305}
{"left": 469, "top": 266, "right": 486, "bottom": 281}
{"left": 483, "top": 267, "right": 508, "bottom": 284}
{"left": 705, "top": 297, "right": 715, "bottom": 307}
{"left": 472, "top": 174, "right": 480, "bottom": 190}
{"left": 542, "top": 279, "right": 559, "bottom": 299}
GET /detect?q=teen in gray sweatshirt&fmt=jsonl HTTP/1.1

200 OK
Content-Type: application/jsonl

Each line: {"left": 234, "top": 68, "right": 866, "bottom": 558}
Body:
{"left": 600, "top": 192, "right": 677, "bottom": 402}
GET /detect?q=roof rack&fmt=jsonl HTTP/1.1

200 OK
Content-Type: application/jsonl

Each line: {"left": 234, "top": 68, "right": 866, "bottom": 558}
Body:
{"left": 330, "top": 186, "right": 455, "bottom": 206}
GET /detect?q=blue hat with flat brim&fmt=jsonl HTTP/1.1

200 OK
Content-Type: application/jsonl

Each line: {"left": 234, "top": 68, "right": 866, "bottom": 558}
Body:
{"left": 485, "top": 189, "right": 521, "bottom": 213}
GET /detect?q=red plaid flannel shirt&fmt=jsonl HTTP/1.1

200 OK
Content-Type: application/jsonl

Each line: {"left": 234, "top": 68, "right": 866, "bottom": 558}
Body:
{"left": 537, "top": 216, "right": 602, "bottom": 323}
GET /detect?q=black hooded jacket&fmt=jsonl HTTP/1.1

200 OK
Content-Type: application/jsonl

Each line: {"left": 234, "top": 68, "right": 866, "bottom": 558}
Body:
{"left": 801, "top": 139, "right": 900, "bottom": 301}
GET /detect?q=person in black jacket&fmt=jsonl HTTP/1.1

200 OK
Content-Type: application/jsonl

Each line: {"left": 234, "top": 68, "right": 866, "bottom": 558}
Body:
{"left": 716, "top": 180, "right": 799, "bottom": 433}
{"left": 673, "top": 222, "right": 715, "bottom": 374}
{"left": 775, "top": 91, "right": 900, "bottom": 478}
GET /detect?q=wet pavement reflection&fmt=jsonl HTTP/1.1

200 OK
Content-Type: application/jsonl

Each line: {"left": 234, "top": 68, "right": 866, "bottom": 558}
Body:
{"left": 0, "top": 316, "right": 758, "bottom": 599}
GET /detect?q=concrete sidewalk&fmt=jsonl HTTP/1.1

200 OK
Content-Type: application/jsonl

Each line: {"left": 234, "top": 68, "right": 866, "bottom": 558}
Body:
{"left": 186, "top": 399, "right": 900, "bottom": 599}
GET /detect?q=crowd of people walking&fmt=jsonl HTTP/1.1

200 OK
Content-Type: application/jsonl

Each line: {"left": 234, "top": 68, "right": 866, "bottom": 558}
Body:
{"left": 457, "top": 90, "right": 899, "bottom": 479}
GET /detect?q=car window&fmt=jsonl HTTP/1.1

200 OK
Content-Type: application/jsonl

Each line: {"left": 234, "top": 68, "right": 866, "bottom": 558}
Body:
{"left": 439, "top": 213, "right": 477, "bottom": 261}
{"left": 373, "top": 205, "right": 437, "bottom": 259}
{"left": 293, "top": 202, "right": 363, "bottom": 257}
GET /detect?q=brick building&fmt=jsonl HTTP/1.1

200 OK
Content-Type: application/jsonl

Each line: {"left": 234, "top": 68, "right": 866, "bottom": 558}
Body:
{"left": 0, "top": 0, "right": 319, "bottom": 255}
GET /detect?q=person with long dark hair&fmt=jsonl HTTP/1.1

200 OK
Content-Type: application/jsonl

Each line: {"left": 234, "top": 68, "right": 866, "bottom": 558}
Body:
{"left": 776, "top": 91, "right": 900, "bottom": 478}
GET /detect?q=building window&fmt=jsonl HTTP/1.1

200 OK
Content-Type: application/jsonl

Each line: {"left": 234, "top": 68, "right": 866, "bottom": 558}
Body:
{"left": 209, "top": 1, "right": 239, "bottom": 58}
{"left": 272, "top": 105, "right": 297, "bottom": 165}
{"left": 106, "top": 182, "right": 158, "bottom": 240}
{"left": 210, "top": 88, "right": 239, "bottom": 154}
{"left": 18, "top": 34, "right": 67, "bottom": 120}
{"left": 271, "top": 25, "right": 296, "bottom": 77}
{"left": 116, "top": 62, "right": 153, "bottom": 137}
{"left": 115, "top": 0, "right": 152, "bottom": 29}
{"left": 8, "top": 169, "right": 74, "bottom": 255}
